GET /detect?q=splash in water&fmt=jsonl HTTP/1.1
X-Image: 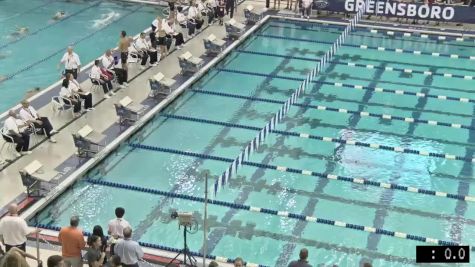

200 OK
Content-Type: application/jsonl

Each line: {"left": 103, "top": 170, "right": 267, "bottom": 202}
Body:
{"left": 92, "top": 11, "right": 121, "bottom": 28}
{"left": 9, "top": 26, "right": 29, "bottom": 37}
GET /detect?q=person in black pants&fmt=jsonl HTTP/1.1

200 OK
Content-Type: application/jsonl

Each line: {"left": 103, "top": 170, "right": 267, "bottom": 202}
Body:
{"left": 225, "top": 0, "right": 235, "bottom": 18}
{"left": 3, "top": 110, "right": 31, "bottom": 155}
{"left": 91, "top": 60, "right": 115, "bottom": 98}
{"left": 19, "top": 100, "right": 57, "bottom": 143}
{"left": 60, "top": 78, "right": 82, "bottom": 117}
{"left": 66, "top": 73, "right": 94, "bottom": 111}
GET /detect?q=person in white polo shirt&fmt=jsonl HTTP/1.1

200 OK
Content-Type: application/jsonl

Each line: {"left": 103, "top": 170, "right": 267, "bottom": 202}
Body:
{"left": 3, "top": 110, "right": 31, "bottom": 156}
{"left": 0, "top": 204, "right": 40, "bottom": 252}
{"left": 19, "top": 100, "right": 57, "bottom": 143}
{"left": 59, "top": 46, "right": 81, "bottom": 79}
{"left": 108, "top": 207, "right": 131, "bottom": 255}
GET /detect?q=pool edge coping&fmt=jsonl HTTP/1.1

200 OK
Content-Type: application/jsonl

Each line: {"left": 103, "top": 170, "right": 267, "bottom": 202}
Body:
{"left": 20, "top": 14, "right": 271, "bottom": 263}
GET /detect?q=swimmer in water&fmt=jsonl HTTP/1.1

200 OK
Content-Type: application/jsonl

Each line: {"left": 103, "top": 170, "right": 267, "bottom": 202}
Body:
{"left": 52, "top": 11, "right": 66, "bottom": 20}
{"left": 10, "top": 26, "right": 29, "bottom": 37}
{"left": 0, "top": 75, "right": 6, "bottom": 82}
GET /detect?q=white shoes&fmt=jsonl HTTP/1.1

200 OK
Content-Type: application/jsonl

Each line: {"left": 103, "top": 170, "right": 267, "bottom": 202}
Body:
{"left": 123, "top": 82, "right": 129, "bottom": 86}
{"left": 20, "top": 151, "right": 32, "bottom": 156}
{"left": 140, "top": 65, "right": 146, "bottom": 70}
{"left": 119, "top": 84, "right": 126, "bottom": 89}
{"left": 50, "top": 130, "right": 58, "bottom": 135}
{"left": 104, "top": 94, "right": 111, "bottom": 99}
{"left": 151, "top": 63, "right": 158, "bottom": 67}
{"left": 110, "top": 91, "right": 116, "bottom": 95}
{"left": 15, "top": 152, "right": 21, "bottom": 157}
{"left": 49, "top": 138, "right": 57, "bottom": 143}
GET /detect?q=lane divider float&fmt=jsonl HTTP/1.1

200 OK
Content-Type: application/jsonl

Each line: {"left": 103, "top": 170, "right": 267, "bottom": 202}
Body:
{"left": 84, "top": 178, "right": 462, "bottom": 246}
{"left": 129, "top": 144, "right": 475, "bottom": 203}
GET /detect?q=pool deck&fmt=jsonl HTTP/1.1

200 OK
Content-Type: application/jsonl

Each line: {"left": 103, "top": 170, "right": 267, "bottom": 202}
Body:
{"left": 0, "top": 0, "right": 263, "bottom": 265}
{"left": 2, "top": 1, "right": 475, "bottom": 265}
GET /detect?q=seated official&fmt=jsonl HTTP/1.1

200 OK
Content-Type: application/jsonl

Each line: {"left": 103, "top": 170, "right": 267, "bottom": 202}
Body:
{"left": 134, "top": 32, "right": 158, "bottom": 69}
{"left": 19, "top": 100, "right": 57, "bottom": 143}
{"left": 66, "top": 73, "right": 94, "bottom": 111}
{"left": 187, "top": 2, "right": 204, "bottom": 36}
{"left": 162, "top": 17, "right": 185, "bottom": 50}
{"left": 60, "top": 78, "right": 82, "bottom": 117}
{"left": 91, "top": 60, "right": 115, "bottom": 99}
{"left": 3, "top": 110, "right": 31, "bottom": 156}
{"left": 102, "top": 49, "right": 128, "bottom": 87}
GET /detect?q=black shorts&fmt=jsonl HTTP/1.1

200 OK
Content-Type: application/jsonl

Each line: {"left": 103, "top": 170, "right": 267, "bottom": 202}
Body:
{"left": 120, "top": 52, "right": 128, "bottom": 64}
{"left": 157, "top": 36, "right": 167, "bottom": 46}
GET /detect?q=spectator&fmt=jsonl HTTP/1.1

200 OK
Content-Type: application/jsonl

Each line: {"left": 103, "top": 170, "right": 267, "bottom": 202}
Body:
{"left": 58, "top": 46, "right": 81, "bottom": 79}
{"left": 162, "top": 16, "right": 185, "bottom": 50}
{"left": 102, "top": 49, "right": 128, "bottom": 87}
{"left": 0, "top": 247, "right": 41, "bottom": 267}
{"left": 59, "top": 78, "right": 82, "bottom": 117}
{"left": 85, "top": 235, "right": 106, "bottom": 267}
{"left": 155, "top": 21, "right": 169, "bottom": 59}
{"left": 114, "top": 227, "right": 143, "bottom": 267}
{"left": 105, "top": 255, "right": 121, "bottom": 267}
{"left": 90, "top": 59, "right": 114, "bottom": 99}
{"left": 108, "top": 207, "right": 131, "bottom": 255}
{"left": 208, "top": 260, "right": 219, "bottom": 267}
{"left": 58, "top": 216, "right": 86, "bottom": 267}
{"left": 47, "top": 255, "right": 65, "bottom": 267}
{"left": 199, "top": 0, "right": 214, "bottom": 24}
{"left": 2, "top": 110, "right": 32, "bottom": 156}
{"left": 19, "top": 99, "right": 57, "bottom": 143}
{"left": 0, "top": 204, "right": 40, "bottom": 252}
{"left": 234, "top": 257, "right": 244, "bottom": 267}
{"left": 92, "top": 225, "right": 108, "bottom": 254}
{"left": 66, "top": 73, "right": 94, "bottom": 111}
{"left": 288, "top": 248, "right": 312, "bottom": 267}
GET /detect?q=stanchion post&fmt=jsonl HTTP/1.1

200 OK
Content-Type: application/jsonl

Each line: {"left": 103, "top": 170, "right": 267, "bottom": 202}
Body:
{"left": 36, "top": 229, "right": 40, "bottom": 264}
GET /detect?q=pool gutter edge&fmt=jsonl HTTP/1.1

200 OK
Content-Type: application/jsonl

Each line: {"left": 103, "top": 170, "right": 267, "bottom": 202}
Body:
{"left": 21, "top": 14, "right": 270, "bottom": 260}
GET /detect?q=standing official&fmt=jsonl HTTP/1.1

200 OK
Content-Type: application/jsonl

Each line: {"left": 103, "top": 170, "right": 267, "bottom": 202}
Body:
{"left": 59, "top": 46, "right": 81, "bottom": 79}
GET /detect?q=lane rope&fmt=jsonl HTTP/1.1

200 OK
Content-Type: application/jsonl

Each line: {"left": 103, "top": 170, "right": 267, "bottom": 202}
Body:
{"left": 192, "top": 86, "right": 475, "bottom": 131}
{"left": 256, "top": 33, "right": 475, "bottom": 60}
{"left": 267, "top": 22, "right": 474, "bottom": 47}
{"left": 1, "top": 4, "right": 142, "bottom": 82}
{"left": 272, "top": 19, "right": 475, "bottom": 42}
{"left": 213, "top": 5, "right": 373, "bottom": 194}
{"left": 129, "top": 144, "right": 475, "bottom": 203}
{"left": 163, "top": 113, "right": 475, "bottom": 163}
{"left": 83, "top": 178, "right": 462, "bottom": 246}
{"left": 237, "top": 49, "right": 473, "bottom": 80}
{"left": 0, "top": 1, "right": 102, "bottom": 50}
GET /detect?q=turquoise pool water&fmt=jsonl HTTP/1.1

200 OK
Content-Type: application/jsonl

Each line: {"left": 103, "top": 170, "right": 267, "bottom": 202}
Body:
{"left": 32, "top": 19, "right": 475, "bottom": 266}
{"left": 0, "top": 0, "right": 161, "bottom": 113}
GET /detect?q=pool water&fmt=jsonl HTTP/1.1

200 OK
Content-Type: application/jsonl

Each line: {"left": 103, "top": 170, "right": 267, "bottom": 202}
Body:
{"left": 0, "top": 0, "right": 161, "bottom": 113}
{"left": 32, "top": 18, "right": 475, "bottom": 266}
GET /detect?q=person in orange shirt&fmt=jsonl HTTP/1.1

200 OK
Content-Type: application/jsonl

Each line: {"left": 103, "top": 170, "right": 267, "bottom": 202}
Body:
{"left": 58, "top": 216, "right": 86, "bottom": 267}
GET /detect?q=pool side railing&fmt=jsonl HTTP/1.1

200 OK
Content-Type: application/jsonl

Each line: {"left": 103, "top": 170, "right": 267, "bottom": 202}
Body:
{"left": 20, "top": 14, "right": 271, "bottom": 265}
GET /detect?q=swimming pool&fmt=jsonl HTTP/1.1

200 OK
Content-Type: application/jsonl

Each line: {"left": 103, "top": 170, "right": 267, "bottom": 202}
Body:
{"left": 0, "top": 0, "right": 161, "bottom": 113}
{"left": 31, "top": 18, "right": 475, "bottom": 266}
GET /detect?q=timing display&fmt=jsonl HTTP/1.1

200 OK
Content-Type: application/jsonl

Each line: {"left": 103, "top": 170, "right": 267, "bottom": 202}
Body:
{"left": 416, "top": 246, "right": 470, "bottom": 263}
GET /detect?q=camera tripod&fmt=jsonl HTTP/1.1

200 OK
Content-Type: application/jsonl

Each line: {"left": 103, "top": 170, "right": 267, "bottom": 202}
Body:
{"left": 166, "top": 225, "right": 197, "bottom": 267}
